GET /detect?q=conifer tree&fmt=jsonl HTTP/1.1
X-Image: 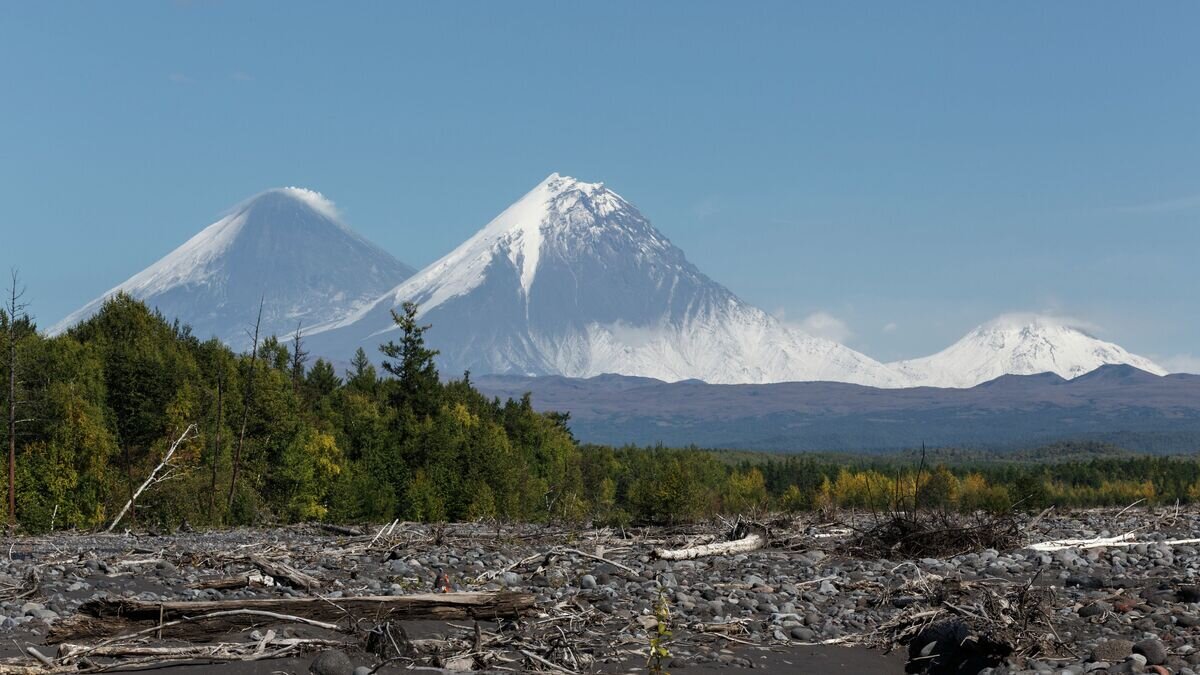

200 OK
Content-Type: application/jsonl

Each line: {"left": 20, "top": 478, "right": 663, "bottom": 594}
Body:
{"left": 379, "top": 302, "right": 440, "bottom": 418}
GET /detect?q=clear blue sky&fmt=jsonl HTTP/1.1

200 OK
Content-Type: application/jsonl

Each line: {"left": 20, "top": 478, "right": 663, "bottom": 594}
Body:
{"left": 2, "top": 2, "right": 1197, "bottom": 368}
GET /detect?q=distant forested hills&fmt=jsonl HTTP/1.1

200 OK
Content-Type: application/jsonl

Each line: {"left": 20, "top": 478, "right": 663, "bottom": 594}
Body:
{"left": 475, "top": 370, "right": 1200, "bottom": 453}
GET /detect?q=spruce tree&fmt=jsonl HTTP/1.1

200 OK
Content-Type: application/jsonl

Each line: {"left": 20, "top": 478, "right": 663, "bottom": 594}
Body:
{"left": 379, "top": 302, "right": 441, "bottom": 418}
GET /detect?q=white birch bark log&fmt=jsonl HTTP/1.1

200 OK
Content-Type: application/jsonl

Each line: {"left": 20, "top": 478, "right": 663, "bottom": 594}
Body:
{"left": 653, "top": 532, "right": 765, "bottom": 560}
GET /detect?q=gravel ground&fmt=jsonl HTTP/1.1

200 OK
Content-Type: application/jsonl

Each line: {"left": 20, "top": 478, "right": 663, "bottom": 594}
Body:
{"left": 0, "top": 508, "right": 1195, "bottom": 674}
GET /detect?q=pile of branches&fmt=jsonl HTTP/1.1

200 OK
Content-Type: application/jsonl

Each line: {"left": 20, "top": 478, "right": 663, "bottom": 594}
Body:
{"left": 843, "top": 508, "right": 1020, "bottom": 559}
{"left": 361, "top": 609, "right": 603, "bottom": 674}
{"left": 870, "top": 569, "right": 1067, "bottom": 673}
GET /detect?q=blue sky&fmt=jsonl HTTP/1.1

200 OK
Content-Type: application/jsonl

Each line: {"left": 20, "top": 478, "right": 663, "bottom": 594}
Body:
{"left": 2, "top": 2, "right": 1197, "bottom": 367}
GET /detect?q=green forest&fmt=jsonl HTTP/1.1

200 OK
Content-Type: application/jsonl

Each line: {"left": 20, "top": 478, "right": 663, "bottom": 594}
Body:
{"left": 3, "top": 293, "right": 1200, "bottom": 534}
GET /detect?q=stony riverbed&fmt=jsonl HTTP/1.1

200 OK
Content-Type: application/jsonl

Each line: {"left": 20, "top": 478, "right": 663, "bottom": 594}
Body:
{"left": 0, "top": 508, "right": 1196, "bottom": 674}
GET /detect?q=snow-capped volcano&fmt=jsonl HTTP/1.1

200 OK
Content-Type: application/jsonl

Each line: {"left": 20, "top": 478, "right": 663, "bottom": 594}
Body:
{"left": 889, "top": 314, "right": 1168, "bottom": 388}
{"left": 308, "top": 173, "right": 904, "bottom": 386}
{"left": 52, "top": 188, "right": 414, "bottom": 348}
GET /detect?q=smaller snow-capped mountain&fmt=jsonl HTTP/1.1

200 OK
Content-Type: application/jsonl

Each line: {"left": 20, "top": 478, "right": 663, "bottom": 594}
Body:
{"left": 52, "top": 188, "right": 414, "bottom": 349}
{"left": 890, "top": 314, "right": 1167, "bottom": 388}
{"left": 308, "top": 173, "right": 905, "bottom": 387}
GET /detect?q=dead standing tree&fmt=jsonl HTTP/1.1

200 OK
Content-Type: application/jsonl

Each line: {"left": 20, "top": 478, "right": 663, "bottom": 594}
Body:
{"left": 290, "top": 322, "right": 307, "bottom": 398}
{"left": 208, "top": 367, "right": 224, "bottom": 522}
{"left": 226, "top": 299, "right": 263, "bottom": 519}
{"left": 5, "top": 269, "right": 30, "bottom": 533}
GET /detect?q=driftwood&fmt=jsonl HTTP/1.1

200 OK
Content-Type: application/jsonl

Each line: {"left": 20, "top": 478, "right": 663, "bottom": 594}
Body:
{"left": 248, "top": 553, "right": 320, "bottom": 590}
{"left": 1028, "top": 533, "right": 1200, "bottom": 551}
{"left": 318, "top": 523, "right": 364, "bottom": 537}
{"left": 189, "top": 571, "right": 273, "bottom": 591}
{"left": 477, "top": 545, "right": 637, "bottom": 584}
{"left": 49, "top": 592, "right": 536, "bottom": 643}
{"left": 653, "top": 531, "right": 764, "bottom": 560}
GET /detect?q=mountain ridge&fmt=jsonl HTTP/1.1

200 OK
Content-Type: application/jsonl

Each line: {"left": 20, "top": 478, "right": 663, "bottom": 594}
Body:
{"left": 888, "top": 314, "right": 1167, "bottom": 388}
{"left": 474, "top": 365, "right": 1200, "bottom": 452}
{"left": 307, "top": 173, "right": 905, "bottom": 386}
{"left": 52, "top": 177, "right": 1175, "bottom": 387}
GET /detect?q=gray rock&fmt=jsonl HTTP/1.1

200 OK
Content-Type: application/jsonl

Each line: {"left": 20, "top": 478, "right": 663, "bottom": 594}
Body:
{"left": 1133, "top": 639, "right": 1167, "bottom": 665}
{"left": 309, "top": 650, "right": 353, "bottom": 675}
{"left": 790, "top": 626, "right": 815, "bottom": 640}
{"left": 579, "top": 574, "right": 597, "bottom": 590}
{"left": 544, "top": 569, "right": 567, "bottom": 589}
{"left": 801, "top": 550, "right": 826, "bottom": 564}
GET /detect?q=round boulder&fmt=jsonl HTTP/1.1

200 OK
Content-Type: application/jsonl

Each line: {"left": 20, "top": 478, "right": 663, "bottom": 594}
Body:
{"left": 1133, "top": 639, "right": 1168, "bottom": 666}
{"left": 309, "top": 650, "right": 354, "bottom": 675}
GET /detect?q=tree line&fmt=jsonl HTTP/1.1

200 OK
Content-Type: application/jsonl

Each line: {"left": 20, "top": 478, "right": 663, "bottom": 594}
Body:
{"left": 2, "top": 287, "right": 1199, "bottom": 533}
{"left": 0, "top": 291, "right": 585, "bottom": 532}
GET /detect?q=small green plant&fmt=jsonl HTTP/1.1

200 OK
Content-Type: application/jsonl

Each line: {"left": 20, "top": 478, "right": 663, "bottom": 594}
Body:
{"left": 647, "top": 589, "right": 673, "bottom": 674}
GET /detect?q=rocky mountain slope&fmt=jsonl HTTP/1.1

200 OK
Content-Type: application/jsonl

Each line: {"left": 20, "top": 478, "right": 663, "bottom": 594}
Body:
{"left": 52, "top": 188, "right": 414, "bottom": 349}
{"left": 308, "top": 174, "right": 903, "bottom": 386}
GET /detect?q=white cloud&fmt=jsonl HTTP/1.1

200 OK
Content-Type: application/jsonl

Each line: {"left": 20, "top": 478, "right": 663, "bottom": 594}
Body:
{"left": 168, "top": 72, "right": 193, "bottom": 84}
{"left": 231, "top": 71, "right": 254, "bottom": 82}
{"left": 779, "top": 310, "right": 853, "bottom": 343}
{"left": 1158, "top": 354, "right": 1200, "bottom": 374}
{"left": 882, "top": 322, "right": 898, "bottom": 334}
{"left": 600, "top": 320, "right": 662, "bottom": 349}
{"left": 278, "top": 187, "right": 340, "bottom": 221}
{"left": 982, "top": 312, "right": 1102, "bottom": 336}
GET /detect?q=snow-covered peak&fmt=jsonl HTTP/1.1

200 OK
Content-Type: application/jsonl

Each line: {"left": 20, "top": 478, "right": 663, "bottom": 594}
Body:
{"left": 270, "top": 187, "right": 340, "bottom": 221}
{"left": 977, "top": 312, "right": 1094, "bottom": 334}
{"left": 51, "top": 188, "right": 413, "bottom": 347}
{"left": 306, "top": 174, "right": 905, "bottom": 387}
{"left": 479, "top": 172, "right": 633, "bottom": 294}
{"left": 332, "top": 173, "right": 663, "bottom": 333}
{"left": 891, "top": 313, "right": 1167, "bottom": 388}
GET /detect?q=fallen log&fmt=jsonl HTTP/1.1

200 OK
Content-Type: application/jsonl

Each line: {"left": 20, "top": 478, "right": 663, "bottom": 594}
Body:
{"left": 248, "top": 554, "right": 321, "bottom": 590}
{"left": 318, "top": 523, "right": 365, "bottom": 537}
{"left": 189, "top": 571, "right": 274, "bottom": 590}
{"left": 1028, "top": 534, "right": 1200, "bottom": 552}
{"left": 653, "top": 531, "right": 765, "bottom": 560}
{"left": 57, "top": 639, "right": 345, "bottom": 660}
{"left": 49, "top": 592, "right": 536, "bottom": 643}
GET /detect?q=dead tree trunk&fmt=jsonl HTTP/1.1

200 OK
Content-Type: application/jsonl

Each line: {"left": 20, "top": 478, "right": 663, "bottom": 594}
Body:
{"left": 226, "top": 299, "right": 263, "bottom": 518}
{"left": 208, "top": 373, "right": 223, "bottom": 522}
{"left": 5, "top": 270, "right": 28, "bottom": 533}
{"left": 106, "top": 425, "right": 197, "bottom": 533}
{"left": 247, "top": 554, "right": 321, "bottom": 590}
{"left": 290, "top": 322, "right": 307, "bottom": 398}
{"left": 653, "top": 530, "right": 765, "bottom": 560}
{"left": 49, "top": 592, "right": 536, "bottom": 642}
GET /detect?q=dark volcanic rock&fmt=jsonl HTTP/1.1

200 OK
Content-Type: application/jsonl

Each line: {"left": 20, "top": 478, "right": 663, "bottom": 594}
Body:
{"left": 1132, "top": 639, "right": 1167, "bottom": 666}
{"left": 309, "top": 650, "right": 353, "bottom": 675}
